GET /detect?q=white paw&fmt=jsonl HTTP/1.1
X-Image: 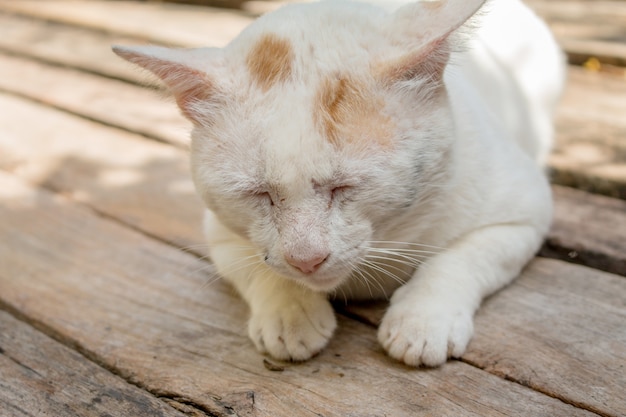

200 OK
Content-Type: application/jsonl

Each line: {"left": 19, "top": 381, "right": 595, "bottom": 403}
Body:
{"left": 378, "top": 297, "right": 474, "bottom": 367}
{"left": 248, "top": 295, "right": 337, "bottom": 361}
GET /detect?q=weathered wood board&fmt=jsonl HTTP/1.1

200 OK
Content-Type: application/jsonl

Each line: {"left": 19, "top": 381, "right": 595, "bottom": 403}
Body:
{"left": 0, "top": 172, "right": 605, "bottom": 417}
{"left": 550, "top": 67, "right": 626, "bottom": 199}
{"left": 0, "top": 52, "right": 190, "bottom": 148}
{"left": 525, "top": 0, "right": 626, "bottom": 65}
{"left": 543, "top": 185, "right": 626, "bottom": 275}
{"left": 0, "top": 311, "right": 191, "bottom": 417}
{"left": 0, "top": 0, "right": 251, "bottom": 48}
{"left": 0, "top": 93, "right": 204, "bottom": 252}
{"left": 342, "top": 258, "right": 626, "bottom": 417}
{"left": 2, "top": 0, "right": 625, "bottom": 66}
{"left": 0, "top": 13, "right": 151, "bottom": 84}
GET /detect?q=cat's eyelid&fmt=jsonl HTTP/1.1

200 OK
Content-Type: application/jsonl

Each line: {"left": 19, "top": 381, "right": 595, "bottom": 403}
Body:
{"left": 331, "top": 184, "right": 353, "bottom": 194}
{"left": 252, "top": 190, "right": 274, "bottom": 206}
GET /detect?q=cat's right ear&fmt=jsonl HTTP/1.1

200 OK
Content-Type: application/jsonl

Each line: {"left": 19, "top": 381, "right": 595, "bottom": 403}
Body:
{"left": 378, "top": 0, "right": 486, "bottom": 85}
{"left": 112, "top": 45, "right": 224, "bottom": 125}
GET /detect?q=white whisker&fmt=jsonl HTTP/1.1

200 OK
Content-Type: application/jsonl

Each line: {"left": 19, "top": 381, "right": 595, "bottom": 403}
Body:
{"left": 367, "top": 240, "right": 446, "bottom": 251}
{"left": 364, "top": 252, "right": 426, "bottom": 270}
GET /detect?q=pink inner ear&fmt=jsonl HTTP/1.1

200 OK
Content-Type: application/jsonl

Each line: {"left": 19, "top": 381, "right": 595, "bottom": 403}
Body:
{"left": 380, "top": 38, "right": 450, "bottom": 85}
{"left": 378, "top": 0, "right": 485, "bottom": 85}
{"left": 114, "top": 48, "right": 216, "bottom": 124}
{"left": 153, "top": 62, "right": 216, "bottom": 123}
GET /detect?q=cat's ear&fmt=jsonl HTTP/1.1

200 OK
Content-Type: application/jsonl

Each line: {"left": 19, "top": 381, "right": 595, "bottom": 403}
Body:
{"left": 112, "top": 45, "right": 224, "bottom": 125}
{"left": 378, "top": 0, "right": 486, "bottom": 85}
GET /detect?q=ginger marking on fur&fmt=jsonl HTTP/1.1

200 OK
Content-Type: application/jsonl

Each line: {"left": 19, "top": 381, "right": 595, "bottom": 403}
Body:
{"left": 316, "top": 75, "right": 393, "bottom": 148}
{"left": 246, "top": 33, "right": 294, "bottom": 91}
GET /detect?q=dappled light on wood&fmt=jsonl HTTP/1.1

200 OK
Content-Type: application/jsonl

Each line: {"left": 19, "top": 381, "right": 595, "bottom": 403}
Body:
{"left": 0, "top": 0, "right": 624, "bottom": 416}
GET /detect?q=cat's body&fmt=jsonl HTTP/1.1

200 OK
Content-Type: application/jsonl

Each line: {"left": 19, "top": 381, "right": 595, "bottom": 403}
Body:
{"left": 115, "top": 0, "right": 565, "bottom": 366}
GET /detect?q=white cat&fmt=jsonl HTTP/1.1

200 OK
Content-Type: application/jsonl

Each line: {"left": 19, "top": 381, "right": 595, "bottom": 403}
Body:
{"left": 114, "top": 0, "right": 565, "bottom": 366}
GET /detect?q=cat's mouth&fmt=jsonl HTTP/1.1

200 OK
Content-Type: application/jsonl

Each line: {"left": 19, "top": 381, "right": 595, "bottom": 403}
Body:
{"left": 293, "top": 270, "right": 350, "bottom": 293}
{"left": 278, "top": 247, "right": 364, "bottom": 293}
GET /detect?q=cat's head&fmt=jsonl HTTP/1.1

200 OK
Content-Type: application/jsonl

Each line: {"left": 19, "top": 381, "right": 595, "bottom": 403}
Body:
{"left": 114, "top": 0, "right": 485, "bottom": 292}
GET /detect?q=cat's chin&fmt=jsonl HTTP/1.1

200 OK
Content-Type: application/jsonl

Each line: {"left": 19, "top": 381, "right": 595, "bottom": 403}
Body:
{"left": 283, "top": 269, "right": 351, "bottom": 293}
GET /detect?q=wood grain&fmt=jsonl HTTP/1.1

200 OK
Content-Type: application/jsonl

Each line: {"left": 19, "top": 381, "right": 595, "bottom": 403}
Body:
{"left": 0, "top": 52, "right": 190, "bottom": 148}
{"left": 525, "top": 0, "right": 626, "bottom": 65}
{"left": 550, "top": 67, "right": 626, "bottom": 198}
{"left": 0, "top": 311, "right": 191, "bottom": 417}
{"left": 0, "top": 171, "right": 601, "bottom": 417}
{"left": 341, "top": 258, "right": 626, "bottom": 417}
{"left": 0, "top": 93, "right": 205, "bottom": 252}
{"left": 542, "top": 185, "right": 626, "bottom": 275}
{"left": 0, "top": 0, "right": 252, "bottom": 48}
{"left": 0, "top": 14, "right": 149, "bottom": 84}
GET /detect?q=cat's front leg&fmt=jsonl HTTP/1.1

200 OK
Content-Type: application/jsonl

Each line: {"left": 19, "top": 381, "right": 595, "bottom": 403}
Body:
{"left": 378, "top": 223, "right": 544, "bottom": 367}
{"left": 209, "top": 240, "right": 336, "bottom": 361}
{"left": 246, "top": 280, "right": 336, "bottom": 361}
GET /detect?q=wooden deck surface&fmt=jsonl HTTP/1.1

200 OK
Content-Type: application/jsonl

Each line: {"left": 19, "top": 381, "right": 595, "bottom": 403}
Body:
{"left": 0, "top": 1, "right": 624, "bottom": 416}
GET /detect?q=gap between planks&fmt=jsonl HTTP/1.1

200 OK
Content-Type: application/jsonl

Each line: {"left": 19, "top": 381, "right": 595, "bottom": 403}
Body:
{"left": 0, "top": 309, "right": 209, "bottom": 417}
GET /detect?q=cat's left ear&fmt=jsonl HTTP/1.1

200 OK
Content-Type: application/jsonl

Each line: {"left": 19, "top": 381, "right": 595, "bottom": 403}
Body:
{"left": 112, "top": 45, "right": 224, "bottom": 125}
{"left": 378, "top": 0, "right": 486, "bottom": 85}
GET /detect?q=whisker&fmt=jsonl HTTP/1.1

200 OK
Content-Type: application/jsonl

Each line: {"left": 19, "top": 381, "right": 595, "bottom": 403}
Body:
{"left": 364, "top": 252, "right": 426, "bottom": 270}
{"left": 366, "top": 247, "right": 439, "bottom": 257}
{"left": 188, "top": 252, "right": 258, "bottom": 278}
{"left": 360, "top": 259, "right": 408, "bottom": 287}
{"left": 363, "top": 254, "right": 421, "bottom": 276}
{"left": 367, "top": 240, "right": 446, "bottom": 251}
{"left": 355, "top": 259, "right": 392, "bottom": 297}
{"left": 178, "top": 243, "right": 211, "bottom": 253}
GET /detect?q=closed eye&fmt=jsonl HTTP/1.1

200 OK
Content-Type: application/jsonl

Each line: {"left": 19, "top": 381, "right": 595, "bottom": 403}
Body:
{"left": 252, "top": 191, "right": 274, "bottom": 206}
{"left": 331, "top": 185, "right": 354, "bottom": 202}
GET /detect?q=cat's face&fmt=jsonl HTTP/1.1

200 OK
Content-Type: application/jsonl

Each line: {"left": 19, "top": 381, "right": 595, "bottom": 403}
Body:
{"left": 189, "top": 58, "right": 452, "bottom": 291}
{"left": 114, "top": 0, "right": 480, "bottom": 291}
{"left": 190, "top": 94, "right": 450, "bottom": 290}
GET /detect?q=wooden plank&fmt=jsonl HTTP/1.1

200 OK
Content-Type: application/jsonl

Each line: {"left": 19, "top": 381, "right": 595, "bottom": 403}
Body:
{"left": 0, "top": 0, "right": 252, "bottom": 48}
{"left": 0, "top": 171, "right": 601, "bottom": 417}
{"left": 542, "top": 185, "right": 626, "bottom": 275}
{"left": 0, "top": 311, "right": 191, "bottom": 417}
{"left": 0, "top": 52, "right": 190, "bottom": 148}
{"left": 525, "top": 0, "right": 626, "bottom": 65}
{"left": 562, "top": 39, "right": 626, "bottom": 67}
{"left": 468, "top": 259, "right": 626, "bottom": 417}
{"left": 0, "top": 14, "right": 150, "bottom": 84}
{"left": 551, "top": 67, "right": 626, "bottom": 199}
{"left": 342, "top": 258, "right": 626, "bottom": 417}
{"left": 4, "top": 0, "right": 626, "bottom": 68}
{"left": 0, "top": 93, "right": 205, "bottom": 251}
{"left": 526, "top": 1, "right": 626, "bottom": 26}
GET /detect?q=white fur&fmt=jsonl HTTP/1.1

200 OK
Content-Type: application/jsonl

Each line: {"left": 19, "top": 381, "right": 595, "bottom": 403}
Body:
{"left": 114, "top": 0, "right": 565, "bottom": 365}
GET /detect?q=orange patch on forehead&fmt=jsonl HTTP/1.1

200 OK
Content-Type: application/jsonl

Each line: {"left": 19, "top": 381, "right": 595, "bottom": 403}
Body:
{"left": 315, "top": 74, "right": 394, "bottom": 148}
{"left": 423, "top": 0, "right": 446, "bottom": 10}
{"left": 246, "top": 33, "right": 294, "bottom": 91}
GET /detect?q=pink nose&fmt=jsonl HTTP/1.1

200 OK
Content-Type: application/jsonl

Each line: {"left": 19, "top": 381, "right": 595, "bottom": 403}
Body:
{"left": 286, "top": 253, "right": 329, "bottom": 274}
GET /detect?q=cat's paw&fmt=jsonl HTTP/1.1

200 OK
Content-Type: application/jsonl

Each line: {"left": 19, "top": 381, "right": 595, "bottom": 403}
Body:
{"left": 248, "top": 295, "right": 336, "bottom": 362}
{"left": 378, "top": 297, "right": 474, "bottom": 367}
